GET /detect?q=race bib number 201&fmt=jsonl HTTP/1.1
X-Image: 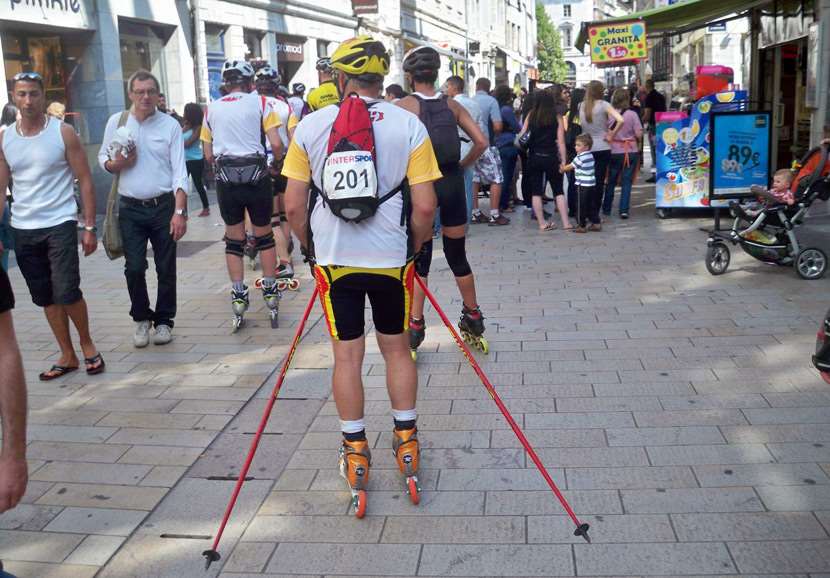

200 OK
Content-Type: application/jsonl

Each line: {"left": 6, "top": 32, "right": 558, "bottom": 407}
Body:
{"left": 322, "top": 151, "right": 378, "bottom": 201}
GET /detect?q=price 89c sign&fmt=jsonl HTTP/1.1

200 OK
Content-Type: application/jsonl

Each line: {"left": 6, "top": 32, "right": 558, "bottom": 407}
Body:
{"left": 711, "top": 112, "right": 771, "bottom": 200}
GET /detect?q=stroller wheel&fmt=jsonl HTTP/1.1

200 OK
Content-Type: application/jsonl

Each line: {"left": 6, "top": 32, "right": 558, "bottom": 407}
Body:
{"left": 795, "top": 247, "right": 827, "bottom": 280}
{"left": 705, "top": 242, "right": 730, "bottom": 275}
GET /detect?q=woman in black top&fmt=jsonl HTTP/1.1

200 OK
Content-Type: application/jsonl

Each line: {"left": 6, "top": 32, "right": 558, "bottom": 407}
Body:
{"left": 517, "top": 91, "right": 536, "bottom": 209}
{"left": 518, "top": 89, "right": 570, "bottom": 231}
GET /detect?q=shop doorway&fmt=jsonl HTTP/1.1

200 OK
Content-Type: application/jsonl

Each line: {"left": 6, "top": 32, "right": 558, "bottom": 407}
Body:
{"left": 3, "top": 33, "right": 69, "bottom": 107}
{"left": 119, "top": 20, "right": 170, "bottom": 106}
{"left": 759, "top": 38, "right": 809, "bottom": 168}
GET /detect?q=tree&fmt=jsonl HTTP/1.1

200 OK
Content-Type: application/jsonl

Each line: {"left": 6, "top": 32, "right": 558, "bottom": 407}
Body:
{"left": 536, "top": 2, "right": 568, "bottom": 83}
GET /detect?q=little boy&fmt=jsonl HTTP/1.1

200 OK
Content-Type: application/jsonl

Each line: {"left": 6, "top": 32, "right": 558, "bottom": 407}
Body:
{"left": 561, "top": 134, "right": 596, "bottom": 233}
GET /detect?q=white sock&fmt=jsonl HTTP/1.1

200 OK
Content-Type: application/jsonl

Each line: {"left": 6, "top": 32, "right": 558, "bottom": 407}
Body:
{"left": 391, "top": 408, "right": 417, "bottom": 422}
{"left": 490, "top": 209, "right": 499, "bottom": 217}
{"left": 472, "top": 208, "right": 482, "bottom": 216}
{"left": 340, "top": 418, "right": 365, "bottom": 434}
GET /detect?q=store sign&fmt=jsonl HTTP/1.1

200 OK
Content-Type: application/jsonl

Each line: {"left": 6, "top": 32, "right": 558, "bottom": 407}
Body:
{"left": 588, "top": 20, "right": 647, "bottom": 66}
{"left": 351, "top": 0, "right": 378, "bottom": 15}
{"left": 275, "top": 36, "right": 304, "bottom": 63}
{"left": 3, "top": 0, "right": 94, "bottom": 29}
{"left": 710, "top": 111, "right": 771, "bottom": 200}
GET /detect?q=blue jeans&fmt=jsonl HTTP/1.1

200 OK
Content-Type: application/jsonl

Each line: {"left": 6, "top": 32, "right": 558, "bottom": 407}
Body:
{"left": 603, "top": 152, "right": 639, "bottom": 214}
{"left": 0, "top": 205, "right": 11, "bottom": 271}
{"left": 463, "top": 165, "right": 474, "bottom": 224}
{"left": 498, "top": 145, "right": 519, "bottom": 210}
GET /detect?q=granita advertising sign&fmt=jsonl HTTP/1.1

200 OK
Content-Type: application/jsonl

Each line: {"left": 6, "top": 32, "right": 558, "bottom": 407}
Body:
{"left": 588, "top": 20, "right": 647, "bottom": 66}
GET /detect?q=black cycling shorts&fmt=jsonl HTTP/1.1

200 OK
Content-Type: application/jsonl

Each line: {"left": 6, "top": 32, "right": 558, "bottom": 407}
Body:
{"left": 217, "top": 179, "right": 273, "bottom": 227}
{"left": 13, "top": 220, "right": 82, "bottom": 308}
{"left": 0, "top": 266, "right": 14, "bottom": 314}
{"left": 434, "top": 164, "right": 468, "bottom": 228}
{"left": 314, "top": 262, "right": 414, "bottom": 341}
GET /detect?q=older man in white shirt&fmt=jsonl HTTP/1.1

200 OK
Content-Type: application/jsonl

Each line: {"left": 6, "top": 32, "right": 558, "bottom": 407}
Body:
{"left": 98, "top": 70, "right": 188, "bottom": 347}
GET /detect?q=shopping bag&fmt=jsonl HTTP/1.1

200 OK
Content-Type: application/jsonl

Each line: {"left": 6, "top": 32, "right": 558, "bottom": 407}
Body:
{"left": 102, "top": 111, "right": 129, "bottom": 260}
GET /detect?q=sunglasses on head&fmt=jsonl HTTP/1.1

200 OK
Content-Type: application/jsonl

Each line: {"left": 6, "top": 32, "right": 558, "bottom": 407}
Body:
{"left": 13, "top": 72, "right": 43, "bottom": 82}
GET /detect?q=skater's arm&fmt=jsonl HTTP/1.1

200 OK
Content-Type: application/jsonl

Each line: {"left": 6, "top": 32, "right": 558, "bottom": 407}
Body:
{"left": 284, "top": 178, "right": 310, "bottom": 251}
{"left": 0, "top": 308, "right": 27, "bottom": 514}
{"left": 265, "top": 126, "right": 284, "bottom": 163}
{"left": 409, "top": 181, "right": 437, "bottom": 253}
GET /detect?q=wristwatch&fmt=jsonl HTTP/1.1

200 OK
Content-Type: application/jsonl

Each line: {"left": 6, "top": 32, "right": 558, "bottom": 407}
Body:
{"left": 175, "top": 208, "right": 188, "bottom": 218}
{"left": 80, "top": 224, "right": 98, "bottom": 234}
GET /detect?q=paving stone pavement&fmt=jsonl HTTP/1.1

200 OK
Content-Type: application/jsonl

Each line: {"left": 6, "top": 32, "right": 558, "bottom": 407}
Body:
{"left": 1, "top": 184, "right": 830, "bottom": 577}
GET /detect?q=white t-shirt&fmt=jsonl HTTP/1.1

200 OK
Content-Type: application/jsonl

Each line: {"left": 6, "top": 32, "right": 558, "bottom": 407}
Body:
{"left": 201, "top": 91, "right": 282, "bottom": 157}
{"left": 1, "top": 118, "right": 77, "bottom": 229}
{"left": 282, "top": 98, "right": 442, "bottom": 268}
{"left": 252, "top": 92, "right": 298, "bottom": 163}
{"left": 453, "top": 94, "right": 482, "bottom": 159}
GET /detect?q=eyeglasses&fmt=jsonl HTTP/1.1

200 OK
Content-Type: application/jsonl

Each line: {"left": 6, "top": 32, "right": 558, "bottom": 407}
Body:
{"left": 13, "top": 72, "right": 43, "bottom": 82}
{"left": 131, "top": 88, "right": 159, "bottom": 97}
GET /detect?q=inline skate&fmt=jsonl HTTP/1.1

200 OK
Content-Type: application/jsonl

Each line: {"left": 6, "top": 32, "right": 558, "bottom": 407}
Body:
{"left": 275, "top": 261, "right": 300, "bottom": 291}
{"left": 392, "top": 427, "right": 421, "bottom": 504}
{"left": 408, "top": 317, "right": 425, "bottom": 361}
{"left": 230, "top": 285, "right": 250, "bottom": 333}
{"left": 339, "top": 438, "right": 371, "bottom": 518}
{"left": 261, "top": 280, "right": 281, "bottom": 328}
{"left": 459, "top": 305, "right": 488, "bottom": 354}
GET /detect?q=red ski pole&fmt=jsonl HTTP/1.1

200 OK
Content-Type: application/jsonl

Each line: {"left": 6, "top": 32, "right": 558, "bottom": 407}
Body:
{"left": 415, "top": 276, "right": 590, "bottom": 542}
{"left": 204, "top": 287, "right": 320, "bottom": 569}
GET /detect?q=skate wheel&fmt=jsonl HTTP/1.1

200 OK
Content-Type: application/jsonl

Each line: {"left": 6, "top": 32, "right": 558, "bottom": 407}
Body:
{"left": 478, "top": 337, "right": 489, "bottom": 354}
{"left": 289, "top": 279, "right": 300, "bottom": 290}
{"left": 270, "top": 310, "right": 279, "bottom": 329}
{"left": 410, "top": 349, "right": 417, "bottom": 361}
{"left": 353, "top": 490, "right": 367, "bottom": 518}
{"left": 254, "top": 278, "right": 263, "bottom": 289}
{"left": 407, "top": 477, "right": 420, "bottom": 505}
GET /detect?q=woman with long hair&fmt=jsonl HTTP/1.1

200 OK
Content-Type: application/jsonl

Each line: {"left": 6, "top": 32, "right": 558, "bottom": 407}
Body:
{"left": 517, "top": 90, "right": 536, "bottom": 209}
{"left": 518, "top": 89, "right": 570, "bottom": 231}
{"left": 603, "top": 88, "right": 643, "bottom": 218}
{"left": 493, "top": 85, "right": 521, "bottom": 212}
{"left": 182, "top": 103, "right": 210, "bottom": 217}
{"left": 579, "top": 80, "right": 624, "bottom": 230}
{"left": 564, "top": 87, "right": 585, "bottom": 217}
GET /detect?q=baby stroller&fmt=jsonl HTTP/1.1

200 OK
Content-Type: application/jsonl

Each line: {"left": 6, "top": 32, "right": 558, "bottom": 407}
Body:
{"left": 815, "top": 306, "right": 830, "bottom": 384}
{"left": 705, "top": 143, "right": 830, "bottom": 280}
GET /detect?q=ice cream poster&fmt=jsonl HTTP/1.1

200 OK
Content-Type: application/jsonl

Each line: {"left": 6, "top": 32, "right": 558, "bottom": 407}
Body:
{"left": 655, "top": 91, "right": 748, "bottom": 209}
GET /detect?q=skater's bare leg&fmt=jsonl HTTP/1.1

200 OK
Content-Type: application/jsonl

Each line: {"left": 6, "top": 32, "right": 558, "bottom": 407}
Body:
{"left": 411, "top": 276, "right": 427, "bottom": 321}
{"left": 331, "top": 336, "right": 366, "bottom": 420}
{"left": 272, "top": 196, "right": 290, "bottom": 264}
{"left": 376, "top": 331, "right": 417, "bottom": 410}
{"left": 252, "top": 224, "right": 277, "bottom": 278}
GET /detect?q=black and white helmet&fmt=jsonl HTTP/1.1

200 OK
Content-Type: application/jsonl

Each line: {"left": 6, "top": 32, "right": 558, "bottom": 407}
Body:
{"left": 403, "top": 46, "right": 441, "bottom": 73}
{"left": 292, "top": 82, "right": 306, "bottom": 95}
{"left": 222, "top": 60, "right": 255, "bottom": 83}
{"left": 255, "top": 64, "right": 281, "bottom": 85}
{"left": 316, "top": 57, "right": 333, "bottom": 73}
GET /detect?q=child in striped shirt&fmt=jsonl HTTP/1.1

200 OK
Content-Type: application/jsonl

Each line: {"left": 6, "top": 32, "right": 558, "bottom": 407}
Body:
{"left": 561, "top": 133, "right": 596, "bottom": 233}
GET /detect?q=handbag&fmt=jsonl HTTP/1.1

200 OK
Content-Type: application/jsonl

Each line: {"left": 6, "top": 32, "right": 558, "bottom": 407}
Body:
{"left": 514, "top": 130, "right": 531, "bottom": 152}
{"left": 102, "top": 110, "right": 130, "bottom": 261}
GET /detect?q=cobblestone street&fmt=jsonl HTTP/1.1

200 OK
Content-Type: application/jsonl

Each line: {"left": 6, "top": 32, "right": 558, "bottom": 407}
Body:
{"left": 1, "top": 184, "right": 829, "bottom": 577}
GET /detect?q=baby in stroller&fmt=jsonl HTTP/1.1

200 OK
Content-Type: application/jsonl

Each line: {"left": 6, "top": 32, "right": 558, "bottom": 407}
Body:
{"left": 706, "top": 142, "right": 830, "bottom": 280}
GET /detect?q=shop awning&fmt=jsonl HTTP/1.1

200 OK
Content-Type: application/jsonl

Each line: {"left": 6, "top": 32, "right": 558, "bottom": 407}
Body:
{"left": 575, "top": 0, "right": 769, "bottom": 52}
{"left": 402, "top": 35, "right": 468, "bottom": 62}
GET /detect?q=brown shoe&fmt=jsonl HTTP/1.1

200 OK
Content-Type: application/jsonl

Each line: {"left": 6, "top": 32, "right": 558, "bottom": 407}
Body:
{"left": 572, "top": 226, "right": 587, "bottom": 233}
{"left": 488, "top": 214, "right": 510, "bottom": 226}
{"left": 588, "top": 223, "right": 602, "bottom": 232}
{"left": 197, "top": 208, "right": 210, "bottom": 217}
{"left": 471, "top": 212, "right": 490, "bottom": 224}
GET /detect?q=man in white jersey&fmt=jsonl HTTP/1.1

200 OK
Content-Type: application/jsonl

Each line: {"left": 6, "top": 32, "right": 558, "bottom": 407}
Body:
{"left": 0, "top": 72, "right": 105, "bottom": 380}
{"left": 283, "top": 35, "right": 439, "bottom": 514}
{"left": 254, "top": 64, "right": 298, "bottom": 281}
{"left": 201, "top": 60, "right": 285, "bottom": 328}
{"left": 288, "top": 83, "right": 308, "bottom": 120}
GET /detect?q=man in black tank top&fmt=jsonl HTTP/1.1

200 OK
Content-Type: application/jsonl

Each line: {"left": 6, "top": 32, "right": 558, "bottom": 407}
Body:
{"left": 397, "top": 46, "right": 491, "bottom": 357}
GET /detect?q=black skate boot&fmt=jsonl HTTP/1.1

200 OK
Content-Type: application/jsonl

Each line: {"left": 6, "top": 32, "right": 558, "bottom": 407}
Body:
{"left": 409, "top": 317, "right": 425, "bottom": 361}
{"left": 459, "top": 305, "right": 488, "bottom": 353}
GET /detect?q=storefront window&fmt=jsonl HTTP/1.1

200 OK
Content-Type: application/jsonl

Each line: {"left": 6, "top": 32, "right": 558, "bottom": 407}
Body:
{"left": 244, "top": 29, "right": 264, "bottom": 59}
{"left": 119, "top": 20, "right": 169, "bottom": 106}
{"left": 3, "top": 33, "right": 68, "bottom": 107}
{"left": 205, "top": 24, "right": 226, "bottom": 102}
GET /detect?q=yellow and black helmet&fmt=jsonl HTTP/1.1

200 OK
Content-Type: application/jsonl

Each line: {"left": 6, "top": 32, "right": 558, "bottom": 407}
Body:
{"left": 330, "top": 35, "right": 390, "bottom": 77}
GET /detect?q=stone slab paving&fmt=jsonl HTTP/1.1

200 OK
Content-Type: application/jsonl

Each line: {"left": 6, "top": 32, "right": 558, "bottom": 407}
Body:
{"left": 1, "top": 184, "right": 830, "bottom": 577}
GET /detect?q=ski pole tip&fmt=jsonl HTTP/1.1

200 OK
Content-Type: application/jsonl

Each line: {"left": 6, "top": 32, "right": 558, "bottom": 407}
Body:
{"left": 573, "top": 523, "right": 591, "bottom": 543}
{"left": 202, "top": 549, "right": 221, "bottom": 570}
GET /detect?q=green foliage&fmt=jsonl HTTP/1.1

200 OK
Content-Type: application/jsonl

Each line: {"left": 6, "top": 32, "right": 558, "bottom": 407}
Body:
{"left": 536, "top": 2, "right": 568, "bottom": 83}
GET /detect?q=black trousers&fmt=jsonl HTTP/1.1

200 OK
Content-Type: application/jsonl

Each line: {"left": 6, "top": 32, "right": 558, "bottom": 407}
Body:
{"left": 589, "top": 150, "right": 611, "bottom": 224}
{"left": 119, "top": 194, "right": 177, "bottom": 328}
{"left": 186, "top": 159, "right": 209, "bottom": 209}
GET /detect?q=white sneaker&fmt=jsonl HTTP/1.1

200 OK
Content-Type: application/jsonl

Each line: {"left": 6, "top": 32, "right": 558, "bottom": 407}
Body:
{"left": 153, "top": 324, "right": 173, "bottom": 346}
{"left": 133, "top": 321, "right": 151, "bottom": 348}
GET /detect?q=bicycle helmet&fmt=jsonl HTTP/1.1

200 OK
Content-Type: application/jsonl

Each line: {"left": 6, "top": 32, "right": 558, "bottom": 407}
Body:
{"left": 403, "top": 45, "right": 441, "bottom": 73}
{"left": 292, "top": 83, "right": 306, "bottom": 94}
{"left": 330, "top": 35, "right": 390, "bottom": 77}
{"left": 222, "top": 60, "right": 254, "bottom": 83}
{"left": 316, "top": 57, "right": 333, "bottom": 73}
{"left": 255, "top": 64, "right": 281, "bottom": 85}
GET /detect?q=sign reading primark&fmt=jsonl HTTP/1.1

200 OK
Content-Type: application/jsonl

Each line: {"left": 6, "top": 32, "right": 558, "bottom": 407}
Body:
{"left": 588, "top": 20, "right": 647, "bottom": 66}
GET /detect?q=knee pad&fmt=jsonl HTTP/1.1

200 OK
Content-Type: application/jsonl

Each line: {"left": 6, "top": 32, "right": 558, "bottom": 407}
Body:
{"left": 415, "top": 240, "right": 433, "bottom": 278}
{"left": 442, "top": 235, "right": 472, "bottom": 277}
{"left": 224, "top": 235, "right": 245, "bottom": 257}
{"left": 254, "top": 231, "right": 275, "bottom": 251}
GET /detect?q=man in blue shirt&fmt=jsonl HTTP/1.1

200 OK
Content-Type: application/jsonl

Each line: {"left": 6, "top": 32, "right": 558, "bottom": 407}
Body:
{"left": 471, "top": 78, "right": 509, "bottom": 226}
